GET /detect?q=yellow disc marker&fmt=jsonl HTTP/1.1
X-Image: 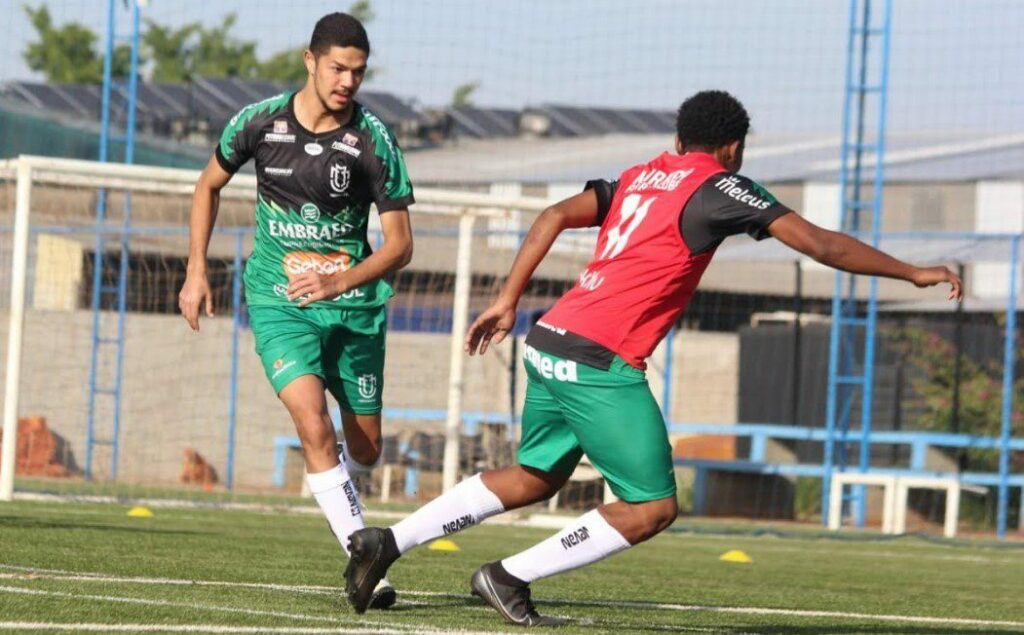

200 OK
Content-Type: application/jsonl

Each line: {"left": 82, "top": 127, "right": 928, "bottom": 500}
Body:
{"left": 428, "top": 539, "right": 460, "bottom": 552}
{"left": 719, "top": 549, "right": 753, "bottom": 564}
{"left": 127, "top": 506, "right": 154, "bottom": 518}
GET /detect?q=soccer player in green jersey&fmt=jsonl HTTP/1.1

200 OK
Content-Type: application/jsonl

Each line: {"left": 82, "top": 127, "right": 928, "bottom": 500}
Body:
{"left": 178, "top": 13, "right": 413, "bottom": 609}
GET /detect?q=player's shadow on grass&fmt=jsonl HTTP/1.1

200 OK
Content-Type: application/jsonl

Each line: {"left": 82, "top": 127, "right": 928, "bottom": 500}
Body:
{"left": 0, "top": 516, "right": 204, "bottom": 536}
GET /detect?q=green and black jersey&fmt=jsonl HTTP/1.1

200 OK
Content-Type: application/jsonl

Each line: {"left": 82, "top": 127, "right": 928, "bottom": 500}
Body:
{"left": 216, "top": 92, "right": 414, "bottom": 309}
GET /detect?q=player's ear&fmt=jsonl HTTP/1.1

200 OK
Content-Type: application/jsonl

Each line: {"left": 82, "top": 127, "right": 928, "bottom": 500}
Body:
{"left": 303, "top": 49, "right": 316, "bottom": 77}
{"left": 674, "top": 136, "right": 683, "bottom": 154}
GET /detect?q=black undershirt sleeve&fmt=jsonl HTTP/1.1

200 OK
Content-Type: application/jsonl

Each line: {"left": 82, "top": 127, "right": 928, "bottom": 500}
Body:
{"left": 680, "top": 173, "right": 793, "bottom": 255}
{"left": 583, "top": 179, "right": 619, "bottom": 227}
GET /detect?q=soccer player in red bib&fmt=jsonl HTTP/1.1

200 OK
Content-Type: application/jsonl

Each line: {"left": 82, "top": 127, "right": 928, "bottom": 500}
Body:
{"left": 344, "top": 91, "right": 962, "bottom": 624}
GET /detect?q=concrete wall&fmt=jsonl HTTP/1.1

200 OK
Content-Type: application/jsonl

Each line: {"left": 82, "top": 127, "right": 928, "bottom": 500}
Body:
{"left": 0, "top": 308, "right": 740, "bottom": 491}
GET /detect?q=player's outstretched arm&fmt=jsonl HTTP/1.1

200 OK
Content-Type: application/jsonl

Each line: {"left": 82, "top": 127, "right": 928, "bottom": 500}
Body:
{"left": 179, "top": 156, "right": 233, "bottom": 331}
{"left": 768, "top": 212, "right": 963, "bottom": 300}
{"left": 289, "top": 209, "right": 413, "bottom": 307}
{"left": 465, "top": 189, "right": 600, "bottom": 356}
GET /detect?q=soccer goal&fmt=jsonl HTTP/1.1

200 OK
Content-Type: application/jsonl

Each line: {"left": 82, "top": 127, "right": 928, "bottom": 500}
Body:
{"left": 0, "top": 155, "right": 579, "bottom": 502}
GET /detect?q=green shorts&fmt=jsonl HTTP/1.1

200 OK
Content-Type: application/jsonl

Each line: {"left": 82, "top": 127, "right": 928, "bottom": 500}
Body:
{"left": 517, "top": 345, "right": 676, "bottom": 502}
{"left": 248, "top": 304, "right": 386, "bottom": 414}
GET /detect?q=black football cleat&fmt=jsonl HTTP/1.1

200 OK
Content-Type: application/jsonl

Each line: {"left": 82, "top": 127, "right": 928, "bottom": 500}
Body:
{"left": 345, "top": 528, "right": 400, "bottom": 613}
{"left": 470, "top": 562, "right": 565, "bottom": 627}
{"left": 367, "top": 577, "right": 397, "bottom": 610}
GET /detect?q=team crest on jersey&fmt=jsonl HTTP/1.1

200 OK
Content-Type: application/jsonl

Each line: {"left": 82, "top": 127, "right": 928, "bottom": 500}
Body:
{"left": 329, "top": 163, "right": 350, "bottom": 197}
{"left": 358, "top": 374, "right": 378, "bottom": 400}
{"left": 273, "top": 119, "right": 288, "bottom": 134}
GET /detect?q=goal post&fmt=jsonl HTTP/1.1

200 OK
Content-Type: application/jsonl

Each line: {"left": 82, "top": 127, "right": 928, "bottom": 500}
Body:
{"left": 0, "top": 154, "right": 556, "bottom": 501}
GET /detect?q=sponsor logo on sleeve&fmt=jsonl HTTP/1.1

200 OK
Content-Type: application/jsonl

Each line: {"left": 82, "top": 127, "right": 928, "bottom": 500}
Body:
{"left": 714, "top": 176, "right": 774, "bottom": 210}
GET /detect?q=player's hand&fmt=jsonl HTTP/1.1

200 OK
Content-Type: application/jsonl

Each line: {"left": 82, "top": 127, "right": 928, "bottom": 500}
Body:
{"left": 911, "top": 265, "right": 963, "bottom": 301}
{"left": 179, "top": 272, "right": 214, "bottom": 331}
{"left": 288, "top": 271, "right": 343, "bottom": 307}
{"left": 465, "top": 301, "right": 517, "bottom": 356}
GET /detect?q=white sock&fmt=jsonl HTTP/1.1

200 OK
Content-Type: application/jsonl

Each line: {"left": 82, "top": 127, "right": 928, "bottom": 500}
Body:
{"left": 390, "top": 474, "right": 505, "bottom": 553}
{"left": 306, "top": 464, "right": 365, "bottom": 556}
{"left": 501, "top": 509, "right": 630, "bottom": 583}
{"left": 339, "top": 441, "right": 381, "bottom": 480}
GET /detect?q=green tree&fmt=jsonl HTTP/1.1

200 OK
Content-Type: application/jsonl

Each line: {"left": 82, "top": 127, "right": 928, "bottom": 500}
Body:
{"left": 143, "top": 20, "right": 199, "bottom": 83}
{"left": 255, "top": 49, "right": 309, "bottom": 85}
{"left": 451, "top": 81, "right": 480, "bottom": 107}
{"left": 23, "top": 4, "right": 133, "bottom": 83}
{"left": 254, "top": 1, "right": 378, "bottom": 84}
{"left": 892, "top": 325, "right": 1024, "bottom": 470}
{"left": 191, "top": 14, "right": 259, "bottom": 79}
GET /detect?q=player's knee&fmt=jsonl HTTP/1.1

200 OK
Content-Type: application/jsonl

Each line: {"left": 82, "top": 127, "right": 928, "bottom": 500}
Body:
{"left": 341, "top": 440, "right": 382, "bottom": 477}
{"left": 295, "top": 415, "right": 335, "bottom": 453}
{"left": 643, "top": 497, "right": 678, "bottom": 538}
{"left": 348, "top": 443, "right": 381, "bottom": 467}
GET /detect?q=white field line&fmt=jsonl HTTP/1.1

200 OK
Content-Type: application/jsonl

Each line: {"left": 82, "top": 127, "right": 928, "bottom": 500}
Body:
{"left": 0, "top": 623, "right": 410, "bottom": 634}
{"left": 0, "top": 585, "right": 339, "bottom": 624}
{"left": 3, "top": 564, "right": 1022, "bottom": 630}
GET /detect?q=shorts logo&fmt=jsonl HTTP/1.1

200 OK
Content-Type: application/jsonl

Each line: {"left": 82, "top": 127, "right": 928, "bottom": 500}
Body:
{"left": 274, "top": 119, "right": 288, "bottom": 134}
{"left": 273, "top": 284, "right": 288, "bottom": 297}
{"left": 300, "top": 203, "right": 320, "bottom": 222}
{"left": 271, "top": 358, "right": 296, "bottom": 379}
{"left": 305, "top": 142, "right": 324, "bottom": 156}
{"left": 358, "top": 373, "right": 378, "bottom": 400}
{"left": 329, "top": 163, "right": 350, "bottom": 197}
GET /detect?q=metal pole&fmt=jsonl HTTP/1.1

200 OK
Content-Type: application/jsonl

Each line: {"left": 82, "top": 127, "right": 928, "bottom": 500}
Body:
{"left": 442, "top": 212, "right": 476, "bottom": 492}
{"left": 226, "top": 233, "right": 243, "bottom": 490}
{"left": 997, "top": 236, "right": 1019, "bottom": 540}
{"left": 822, "top": 0, "right": 862, "bottom": 526}
{"left": 0, "top": 159, "right": 32, "bottom": 501}
{"left": 792, "top": 261, "right": 803, "bottom": 424}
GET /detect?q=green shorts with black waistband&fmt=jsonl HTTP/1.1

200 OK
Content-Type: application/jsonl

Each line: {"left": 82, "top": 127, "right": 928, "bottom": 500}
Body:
{"left": 517, "top": 345, "right": 676, "bottom": 503}
{"left": 248, "top": 304, "right": 386, "bottom": 414}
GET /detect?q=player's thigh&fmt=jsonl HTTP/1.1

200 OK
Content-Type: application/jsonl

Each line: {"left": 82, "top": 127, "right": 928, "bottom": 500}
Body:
{"left": 248, "top": 305, "right": 326, "bottom": 395}
{"left": 517, "top": 366, "right": 584, "bottom": 477}
{"left": 556, "top": 361, "right": 675, "bottom": 503}
{"left": 323, "top": 307, "right": 386, "bottom": 415}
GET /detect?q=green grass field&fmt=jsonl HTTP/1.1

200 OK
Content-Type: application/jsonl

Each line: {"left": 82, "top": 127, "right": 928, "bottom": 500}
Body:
{"left": 1, "top": 499, "right": 1022, "bottom": 634}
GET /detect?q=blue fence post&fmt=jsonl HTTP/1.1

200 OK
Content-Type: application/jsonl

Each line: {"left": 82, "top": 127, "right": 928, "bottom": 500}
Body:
{"left": 997, "top": 235, "right": 1020, "bottom": 539}
{"left": 226, "top": 232, "right": 243, "bottom": 490}
{"left": 662, "top": 327, "right": 675, "bottom": 422}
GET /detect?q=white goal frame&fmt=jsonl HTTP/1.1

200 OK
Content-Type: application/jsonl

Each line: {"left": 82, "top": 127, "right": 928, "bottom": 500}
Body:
{"left": 0, "top": 155, "right": 549, "bottom": 500}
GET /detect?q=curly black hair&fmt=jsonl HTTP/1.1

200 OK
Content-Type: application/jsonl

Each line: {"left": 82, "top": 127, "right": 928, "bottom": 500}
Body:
{"left": 675, "top": 90, "right": 750, "bottom": 149}
{"left": 310, "top": 12, "right": 370, "bottom": 57}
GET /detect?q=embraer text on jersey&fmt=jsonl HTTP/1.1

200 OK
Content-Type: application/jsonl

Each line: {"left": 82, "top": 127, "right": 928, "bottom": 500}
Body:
{"left": 268, "top": 219, "right": 354, "bottom": 240}
{"left": 625, "top": 168, "right": 694, "bottom": 193}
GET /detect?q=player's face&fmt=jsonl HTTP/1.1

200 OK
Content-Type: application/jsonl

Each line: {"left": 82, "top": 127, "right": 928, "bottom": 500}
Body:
{"left": 309, "top": 46, "right": 368, "bottom": 113}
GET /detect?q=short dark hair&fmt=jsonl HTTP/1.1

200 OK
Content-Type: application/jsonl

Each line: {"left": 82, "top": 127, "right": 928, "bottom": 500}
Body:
{"left": 309, "top": 12, "right": 370, "bottom": 57}
{"left": 675, "top": 90, "right": 750, "bottom": 149}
